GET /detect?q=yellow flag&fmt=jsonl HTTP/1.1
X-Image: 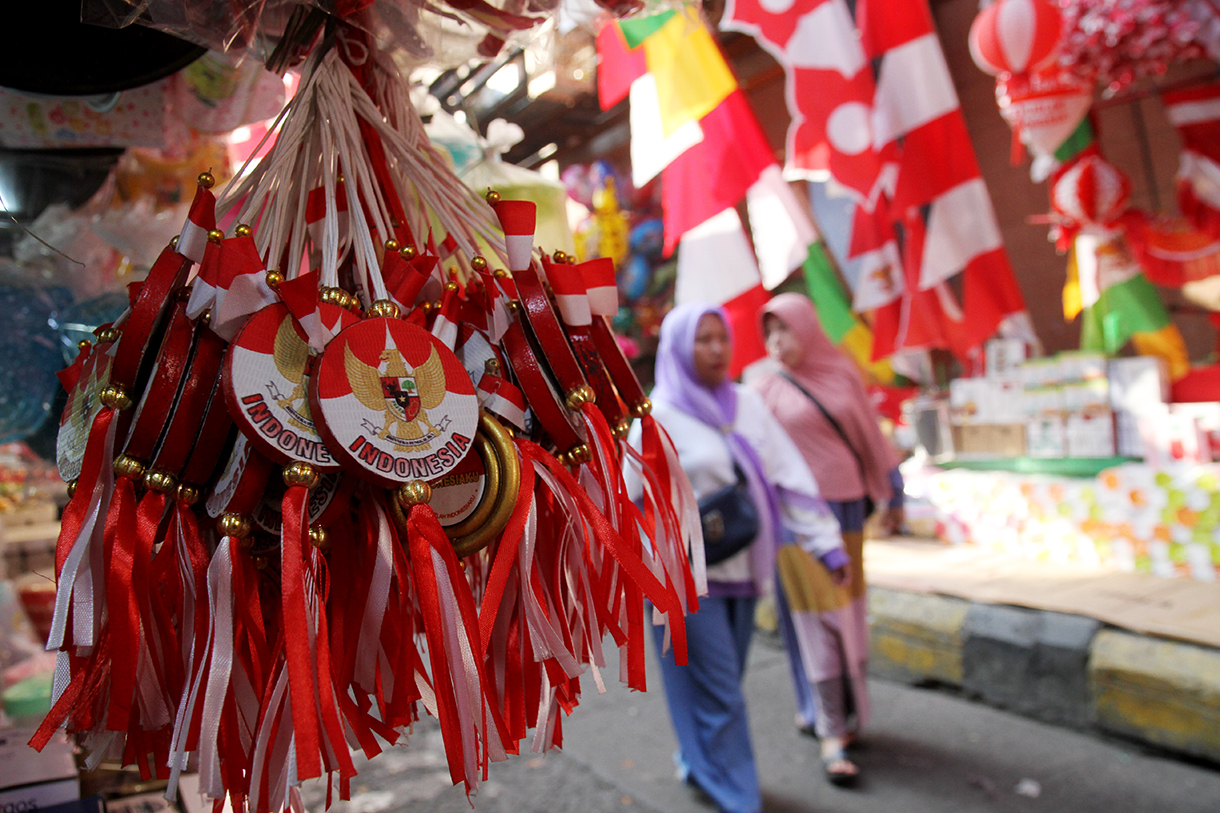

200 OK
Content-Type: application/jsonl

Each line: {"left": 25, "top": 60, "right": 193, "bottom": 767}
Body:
{"left": 643, "top": 8, "right": 736, "bottom": 137}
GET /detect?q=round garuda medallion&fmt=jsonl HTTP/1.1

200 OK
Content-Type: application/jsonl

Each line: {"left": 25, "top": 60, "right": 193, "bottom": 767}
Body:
{"left": 311, "top": 317, "right": 479, "bottom": 485}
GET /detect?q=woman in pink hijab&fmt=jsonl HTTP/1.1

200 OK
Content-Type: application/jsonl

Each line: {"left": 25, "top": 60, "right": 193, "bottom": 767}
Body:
{"left": 751, "top": 292, "right": 904, "bottom": 784}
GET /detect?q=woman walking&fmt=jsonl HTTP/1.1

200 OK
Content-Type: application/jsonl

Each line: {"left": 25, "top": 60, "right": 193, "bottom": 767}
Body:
{"left": 633, "top": 302, "right": 847, "bottom": 813}
{"left": 753, "top": 292, "right": 904, "bottom": 784}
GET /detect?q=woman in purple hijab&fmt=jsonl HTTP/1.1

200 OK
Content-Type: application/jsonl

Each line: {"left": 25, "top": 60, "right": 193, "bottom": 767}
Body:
{"left": 632, "top": 302, "right": 847, "bottom": 813}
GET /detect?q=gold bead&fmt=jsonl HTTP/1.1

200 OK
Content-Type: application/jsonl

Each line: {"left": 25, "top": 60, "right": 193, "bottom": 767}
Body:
{"left": 97, "top": 327, "right": 119, "bottom": 344}
{"left": 201, "top": 310, "right": 211, "bottom": 325}
{"left": 565, "top": 386, "right": 595, "bottom": 410}
{"left": 420, "top": 301, "right": 435, "bottom": 315}
{"left": 308, "top": 526, "right": 330, "bottom": 549}
{"left": 470, "top": 255, "right": 488, "bottom": 273}
{"left": 552, "top": 250, "right": 567, "bottom": 263}
{"left": 170, "top": 235, "right": 179, "bottom": 249}
{"left": 235, "top": 223, "right": 253, "bottom": 237}
{"left": 101, "top": 385, "right": 132, "bottom": 410}
{"left": 493, "top": 269, "right": 508, "bottom": 279}
{"left": 176, "top": 285, "right": 193, "bottom": 302}
{"left": 197, "top": 172, "right": 215, "bottom": 189}
{"left": 485, "top": 189, "right": 501, "bottom": 205}
{"left": 568, "top": 444, "right": 592, "bottom": 465}
{"left": 113, "top": 455, "right": 146, "bottom": 479}
{"left": 484, "top": 357, "right": 502, "bottom": 377}
{"left": 207, "top": 229, "right": 224, "bottom": 244}
{"left": 506, "top": 300, "right": 521, "bottom": 314}
{"left": 77, "top": 339, "right": 92, "bottom": 352}
{"left": 282, "top": 461, "right": 320, "bottom": 489}
{"left": 176, "top": 483, "right": 201, "bottom": 505}
{"left": 384, "top": 238, "right": 401, "bottom": 252}
{"left": 399, "top": 244, "right": 418, "bottom": 260}
{"left": 144, "top": 468, "right": 177, "bottom": 494}
{"left": 612, "top": 419, "right": 631, "bottom": 440}
{"left": 368, "top": 299, "right": 401, "bottom": 319}
{"left": 396, "top": 480, "right": 432, "bottom": 507}
{"left": 266, "top": 270, "right": 284, "bottom": 289}
{"left": 341, "top": 292, "right": 358, "bottom": 310}
{"left": 630, "top": 399, "right": 653, "bottom": 419}
{"left": 66, "top": 480, "right": 77, "bottom": 499}
{"left": 219, "top": 513, "right": 252, "bottom": 539}
{"left": 444, "top": 281, "right": 459, "bottom": 293}
{"left": 319, "top": 287, "right": 342, "bottom": 305}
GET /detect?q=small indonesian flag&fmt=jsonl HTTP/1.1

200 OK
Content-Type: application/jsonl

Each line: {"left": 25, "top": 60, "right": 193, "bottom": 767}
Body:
{"left": 549, "top": 263, "right": 592, "bottom": 327}
{"left": 493, "top": 200, "right": 537, "bottom": 271}
{"left": 477, "top": 373, "right": 528, "bottom": 432}
{"left": 185, "top": 238, "right": 222, "bottom": 320}
{"left": 432, "top": 284, "right": 461, "bottom": 349}
{"left": 580, "top": 257, "right": 618, "bottom": 317}
{"left": 277, "top": 271, "right": 329, "bottom": 352}
{"left": 178, "top": 183, "right": 216, "bottom": 265}
{"left": 212, "top": 235, "right": 277, "bottom": 342}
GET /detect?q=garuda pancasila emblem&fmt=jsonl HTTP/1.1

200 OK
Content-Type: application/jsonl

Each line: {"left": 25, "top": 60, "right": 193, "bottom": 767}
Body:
{"left": 344, "top": 340, "right": 447, "bottom": 450}
{"left": 273, "top": 314, "right": 314, "bottom": 431}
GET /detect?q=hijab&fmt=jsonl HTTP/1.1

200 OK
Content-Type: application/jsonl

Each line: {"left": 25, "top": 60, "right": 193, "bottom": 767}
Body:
{"left": 653, "top": 302, "right": 785, "bottom": 583}
{"left": 755, "top": 293, "right": 897, "bottom": 504}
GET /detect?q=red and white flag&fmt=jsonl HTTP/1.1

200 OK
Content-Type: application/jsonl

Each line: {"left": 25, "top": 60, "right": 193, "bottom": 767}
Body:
{"left": 178, "top": 183, "right": 216, "bottom": 265}
{"left": 1165, "top": 81, "right": 1220, "bottom": 238}
{"left": 477, "top": 373, "right": 528, "bottom": 432}
{"left": 580, "top": 258, "right": 618, "bottom": 317}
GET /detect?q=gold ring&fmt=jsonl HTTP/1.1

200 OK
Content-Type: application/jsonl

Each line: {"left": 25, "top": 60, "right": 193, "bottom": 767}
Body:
{"left": 448, "top": 411, "right": 521, "bottom": 558}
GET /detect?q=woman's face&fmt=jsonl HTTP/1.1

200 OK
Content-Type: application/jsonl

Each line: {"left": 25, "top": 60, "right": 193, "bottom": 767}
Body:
{"left": 764, "top": 313, "right": 803, "bottom": 369}
{"left": 692, "top": 313, "right": 731, "bottom": 387}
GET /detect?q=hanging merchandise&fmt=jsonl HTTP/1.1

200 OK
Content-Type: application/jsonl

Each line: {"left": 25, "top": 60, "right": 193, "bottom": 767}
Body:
{"left": 967, "top": 0, "right": 1062, "bottom": 77}
{"left": 1051, "top": 152, "right": 1133, "bottom": 236}
{"left": 31, "top": 21, "right": 701, "bottom": 813}
{"left": 996, "top": 66, "right": 1093, "bottom": 163}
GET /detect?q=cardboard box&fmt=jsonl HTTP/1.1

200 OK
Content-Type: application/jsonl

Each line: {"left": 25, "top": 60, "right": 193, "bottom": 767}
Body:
{"left": 0, "top": 729, "right": 77, "bottom": 791}
{"left": 1061, "top": 379, "right": 1110, "bottom": 416}
{"left": 951, "top": 424, "right": 1027, "bottom": 457}
{"left": 1109, "top": 356, "right": 1170, "bottom": 414}
{"left": 949, "top": 378, "right": 991, "bottom": 425}
{"left": 1169, "top": 402, "right": 1220, "bottom": 460}
{"left": 1066, "top": 411, "right": 1116, "bottom": 458}
{"left": 1026, "top": 417, "right": 1067, "bottom": 458}
{"left": 1115, "top": 411, "right": 1145, "bottom": 458}
{"left": 1138, "top": 408, "right": 1211, "bottom": 466}
{"left": 985, "top": 339, "right": 1027, "bottom": 379}
{"left": 1056, "top": 350, "right": 1109, "bottom": 383}
{"left": 1023, "top": 386, "right": 1065, "bottom": 421}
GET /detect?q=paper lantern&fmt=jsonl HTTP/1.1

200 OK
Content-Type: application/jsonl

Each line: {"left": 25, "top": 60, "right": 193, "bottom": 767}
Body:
{"left": 997, "top": 67, "right": 1093, "bottom": 157}
{"left": 969, "top": 0, "right": 1062, "bottom": 77}
{"left": 1052, "top": 155, "right": 1132, "bottom": 226}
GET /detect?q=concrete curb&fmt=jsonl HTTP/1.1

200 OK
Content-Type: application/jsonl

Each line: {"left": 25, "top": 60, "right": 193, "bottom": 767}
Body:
{"left": 868, "top": 587, "right": 1220, "bottom": 764}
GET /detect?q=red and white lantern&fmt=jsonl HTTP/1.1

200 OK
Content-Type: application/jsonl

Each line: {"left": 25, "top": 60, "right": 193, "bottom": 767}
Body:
{"left": 969, "top": 0, "right": 1062, "bottom": 77}
{"left": 1052, "top": 154, "right": 1132, "bottom": 227}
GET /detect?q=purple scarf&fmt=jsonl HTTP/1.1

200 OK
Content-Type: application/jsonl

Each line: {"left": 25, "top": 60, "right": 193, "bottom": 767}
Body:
{"left": 652, "top": 303, "right": 785, "bottom": 593}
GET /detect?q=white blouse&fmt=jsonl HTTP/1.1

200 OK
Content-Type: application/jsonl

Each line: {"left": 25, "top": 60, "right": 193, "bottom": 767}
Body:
{"left": 629, "top": 385, "right": 843, "bottom": 585}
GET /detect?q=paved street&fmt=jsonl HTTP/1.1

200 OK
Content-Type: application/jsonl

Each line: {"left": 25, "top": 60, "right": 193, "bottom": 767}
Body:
{"left": 303, "top": 632, "right": 1220, "bottom": 813}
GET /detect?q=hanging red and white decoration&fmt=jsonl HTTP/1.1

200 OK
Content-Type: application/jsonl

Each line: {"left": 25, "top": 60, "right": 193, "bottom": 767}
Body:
{"left": 968, "top": 0, "right": 1062, "bottom": 77}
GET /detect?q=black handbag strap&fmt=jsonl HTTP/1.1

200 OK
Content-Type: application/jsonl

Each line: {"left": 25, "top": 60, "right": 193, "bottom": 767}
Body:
{"left": 779, "top": 372, "right": 870, "bottom": 487}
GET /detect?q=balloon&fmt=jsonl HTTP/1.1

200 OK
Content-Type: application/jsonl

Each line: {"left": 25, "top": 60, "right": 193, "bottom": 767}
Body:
{"left": 969, "top": 0, "right": 1062, "bottom": 76}
{"left": 1052, "top": 154, "right": 1132, "bottom": 227}
{"left": 620, "top": 253, "right": 651, "bottom": 302}
{"left": 629, "top": 218, "right": 665, "bottom": 259}
{"left": 561, "top": 164, "right": 594, "bottom": 208}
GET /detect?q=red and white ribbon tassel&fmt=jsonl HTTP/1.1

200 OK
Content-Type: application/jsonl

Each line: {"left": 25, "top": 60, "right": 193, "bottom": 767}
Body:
{"left": 32, "top": 385, "right": 120, "bottom": 752}
{"left": 404, "top": 498, "right": 506, "bottom": 794}
{"left": 639, "top": 417, "right": 706, "bottom": 599}
{"left": 278, "top": 466, "right": 355, "bottom": 786}
{"left": 178, "top": 177, "right": 217, "bottom": 266}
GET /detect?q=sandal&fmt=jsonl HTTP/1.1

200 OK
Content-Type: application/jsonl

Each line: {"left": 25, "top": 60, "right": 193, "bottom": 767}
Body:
{"left": 822, "top": 749, "right": 859, "bottom": 786}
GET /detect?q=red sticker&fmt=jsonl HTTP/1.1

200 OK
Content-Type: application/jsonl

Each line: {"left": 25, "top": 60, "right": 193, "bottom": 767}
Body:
{"left": 224, "top": 303, "right": 357, "bottom": 470}
{"left": 312, "top": 317, "right": 479, "bottom": 485}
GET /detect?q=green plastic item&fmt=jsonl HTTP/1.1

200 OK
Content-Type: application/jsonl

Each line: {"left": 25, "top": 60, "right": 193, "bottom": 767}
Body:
{"left": 3, "top": 672, "right": 53, "bottom": 722}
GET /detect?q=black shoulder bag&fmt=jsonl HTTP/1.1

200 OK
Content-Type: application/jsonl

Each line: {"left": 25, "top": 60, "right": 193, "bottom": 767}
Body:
{"left": 779, "top": 372, "right": 878, "bottom": 517}
{"left": 698, "top": 460, "right": 761, "bottom": 566}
